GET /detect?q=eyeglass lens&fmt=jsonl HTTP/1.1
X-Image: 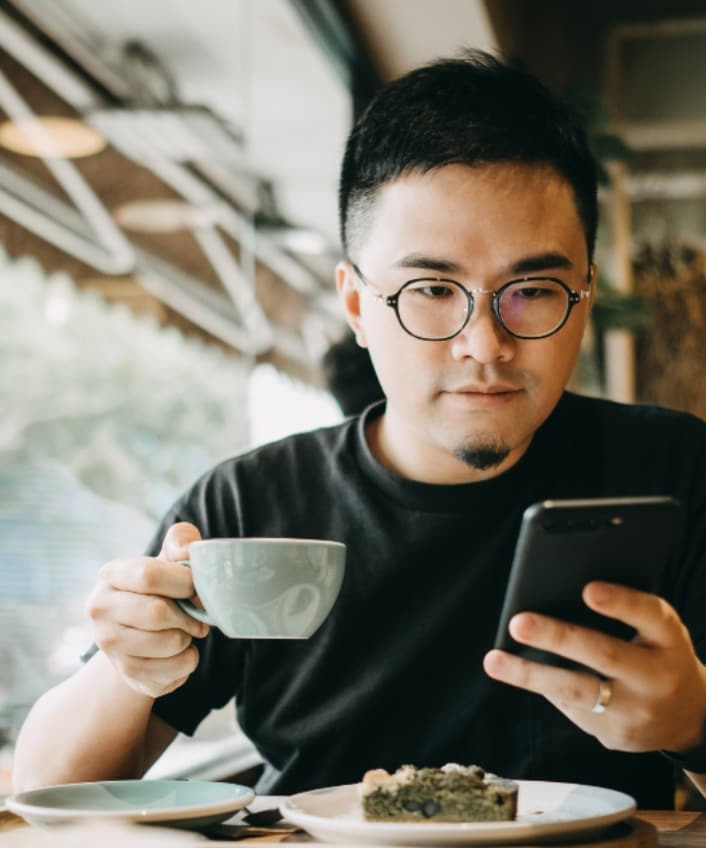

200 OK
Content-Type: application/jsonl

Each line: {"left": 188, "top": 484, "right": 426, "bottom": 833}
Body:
{"left": 397, "top": 279, "right": 571, "bottom": 339}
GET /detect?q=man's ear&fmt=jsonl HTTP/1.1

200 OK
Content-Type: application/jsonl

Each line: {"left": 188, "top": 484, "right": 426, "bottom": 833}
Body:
{"left": 336, "top": 261, "right": 368, "bottom": 348}
{"left": 587, "top": 262, "right": 598, "bottom": 308}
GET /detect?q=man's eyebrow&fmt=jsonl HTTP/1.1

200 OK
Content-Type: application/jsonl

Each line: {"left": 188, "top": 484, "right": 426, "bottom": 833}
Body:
{"left": 393, "top": 254, "right": 464, "bottom": 275}
{"left": 392, "top": 251, "right": 575, "bottom": 277}
{"left": 509, "top": 252, "right": 574, "bottom": 275}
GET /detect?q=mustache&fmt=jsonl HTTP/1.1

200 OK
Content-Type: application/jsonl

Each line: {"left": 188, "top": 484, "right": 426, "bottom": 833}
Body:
{"left": 440, "top": 367, "right": 531, "bottom": 391}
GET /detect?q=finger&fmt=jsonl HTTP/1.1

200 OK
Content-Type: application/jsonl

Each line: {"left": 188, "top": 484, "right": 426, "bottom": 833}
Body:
{"left": 100, "top": 624, "right": 196, "bottom": 659}
{"left": 583, "top": 582, "right": 682, "bottom": 647}
{"left": 107, "top": 588, "right": 207, "bottom": 639}
{"left": 95, "top": 558, "right": 208, "bottom": 638}
{"left": 507, "top": 611, "right": 647, "bottom": 681}
{"left": 483, "top": 649, "right": 603, "bottom": 714}
{"left": 102, "top": 556, "right": 196, "bottom": 600}
{"left": 159, "top": 522, "right": 202, "bottom": 562}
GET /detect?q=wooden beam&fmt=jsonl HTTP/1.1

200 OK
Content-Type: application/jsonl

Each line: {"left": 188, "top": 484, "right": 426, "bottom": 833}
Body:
{"left": 603, "top": 161, "right": 636, "bottom": 404}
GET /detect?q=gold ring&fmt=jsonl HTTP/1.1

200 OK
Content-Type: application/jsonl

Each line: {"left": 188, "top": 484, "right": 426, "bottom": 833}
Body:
{"left": 591, "top": 678, "right": 612, "bottom": 714}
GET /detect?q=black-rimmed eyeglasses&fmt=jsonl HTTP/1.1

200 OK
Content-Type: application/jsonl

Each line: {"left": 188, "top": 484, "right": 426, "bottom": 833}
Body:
{"left": 350, "top": 262, "right": 592, "bottom": 341}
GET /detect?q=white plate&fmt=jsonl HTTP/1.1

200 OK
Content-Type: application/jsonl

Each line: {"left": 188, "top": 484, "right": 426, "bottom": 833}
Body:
{"left": 281, "top": 780, "right": 636, "bottom": 845}
{"left": 6, "top": 779, "right": 254, "bottom": 829}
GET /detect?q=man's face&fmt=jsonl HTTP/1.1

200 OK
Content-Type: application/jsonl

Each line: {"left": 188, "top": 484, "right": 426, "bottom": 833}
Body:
{"left": 337, "top": 163, "right": 594, "bottom": 484}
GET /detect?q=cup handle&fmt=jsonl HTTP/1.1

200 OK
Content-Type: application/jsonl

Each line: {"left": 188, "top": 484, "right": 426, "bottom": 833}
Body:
{"left": 176, "top": 559, "right": 215, "bottom": 626}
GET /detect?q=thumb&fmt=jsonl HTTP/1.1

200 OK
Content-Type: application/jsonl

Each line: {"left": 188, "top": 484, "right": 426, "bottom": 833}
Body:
{"left": 159, "top": 522, "right": 202, "bottom": 562}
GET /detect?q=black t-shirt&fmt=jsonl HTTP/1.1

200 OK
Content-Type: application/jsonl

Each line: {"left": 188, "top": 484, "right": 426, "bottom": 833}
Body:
{"left": 149, "top": 391, "right": 706, "bottom": 807}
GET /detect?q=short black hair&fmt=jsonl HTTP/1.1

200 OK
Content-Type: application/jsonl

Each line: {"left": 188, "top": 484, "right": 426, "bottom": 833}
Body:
{"left": 339, "top": 49, "right": 598, "bottom": 261}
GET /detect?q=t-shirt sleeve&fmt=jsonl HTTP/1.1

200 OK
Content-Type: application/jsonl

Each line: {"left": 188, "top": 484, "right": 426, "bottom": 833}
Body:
{"left": 151, "top": 628, "right": 247, "bottom": 735}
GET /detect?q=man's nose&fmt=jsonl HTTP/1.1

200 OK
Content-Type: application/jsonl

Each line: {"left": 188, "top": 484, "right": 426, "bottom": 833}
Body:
{"left": 448, "top": 295, "right": 514, "bottom": 363}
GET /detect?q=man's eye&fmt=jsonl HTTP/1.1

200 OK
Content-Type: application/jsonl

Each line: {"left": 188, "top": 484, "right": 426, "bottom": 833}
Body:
{"left": 514, "top": 286, "right": 556, "bottom": 299}
{"left": 410, "top": 284, "right": 456, "bottom": 298}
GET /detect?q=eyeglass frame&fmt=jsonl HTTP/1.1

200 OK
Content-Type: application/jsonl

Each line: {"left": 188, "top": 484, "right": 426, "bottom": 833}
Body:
{"left": 349, "top": 261, "right": 593, "bottom": 341}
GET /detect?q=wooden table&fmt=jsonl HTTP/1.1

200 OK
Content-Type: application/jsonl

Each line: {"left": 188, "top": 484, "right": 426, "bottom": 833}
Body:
{"left": 638, "top": 810, "right": 706, "bottom": 847}
{"left": 2, "top": 804, "right": 706, "bottom": 846}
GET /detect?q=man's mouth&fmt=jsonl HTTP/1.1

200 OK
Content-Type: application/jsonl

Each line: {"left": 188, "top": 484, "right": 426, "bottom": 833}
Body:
{"left": 441, "top": 384, "right": 523, "bottom": 407}
{"left": 450, "top": 383, "right": 520, "bottom": 394}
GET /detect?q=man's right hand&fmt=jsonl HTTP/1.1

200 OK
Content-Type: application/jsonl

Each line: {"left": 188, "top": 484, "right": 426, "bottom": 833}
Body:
{"left": 87, "top": 522, "right": 209, "bottom": 698}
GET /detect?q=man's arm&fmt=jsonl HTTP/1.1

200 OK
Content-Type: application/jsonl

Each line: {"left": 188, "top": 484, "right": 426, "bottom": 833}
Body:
{"left": 12, "top": 523, "right": 207, "bottom": 792}
{"left": 12, "top": 651, "right": 177, "bottom": 790}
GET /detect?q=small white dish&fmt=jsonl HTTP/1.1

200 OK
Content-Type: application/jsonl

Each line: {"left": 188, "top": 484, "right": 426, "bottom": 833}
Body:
{"left": 7, "top": 778, "right": 254, "bottom": 829}
{"left": 281, "top": 780, "right": 636, "bottom": 845}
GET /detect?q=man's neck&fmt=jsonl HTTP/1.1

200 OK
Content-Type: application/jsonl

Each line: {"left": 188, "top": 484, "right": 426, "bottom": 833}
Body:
{"left": 365, "top": 412, "right": 534, "bottom": 485}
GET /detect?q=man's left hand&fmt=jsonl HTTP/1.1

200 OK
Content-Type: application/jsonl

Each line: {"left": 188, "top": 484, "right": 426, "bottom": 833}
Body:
{"left": 483, "top": 581, "right": 706, "bottom": 754}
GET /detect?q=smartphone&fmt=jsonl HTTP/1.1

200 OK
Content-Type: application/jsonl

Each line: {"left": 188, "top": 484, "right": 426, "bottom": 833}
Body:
{"left": 494, "top": 496, "right": 681, "bottom": 669}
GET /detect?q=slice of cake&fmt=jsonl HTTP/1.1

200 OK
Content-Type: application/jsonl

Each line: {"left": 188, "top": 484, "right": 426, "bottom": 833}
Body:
{"left": 361, "top": 763, "right": 518, "bottom": 822}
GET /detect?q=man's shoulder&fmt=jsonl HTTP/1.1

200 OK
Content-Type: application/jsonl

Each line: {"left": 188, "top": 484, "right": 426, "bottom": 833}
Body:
{"left": 559, "top": 392, "right": 706, "bottom": 470}
{"left": 208, "top": 414, "right": 358, "bottom": 481}
{"left": 166, "top": 415, "right": 360, "bottom": 533}
{"left": 563, "top": 391, "right": 706, "bottom": 436}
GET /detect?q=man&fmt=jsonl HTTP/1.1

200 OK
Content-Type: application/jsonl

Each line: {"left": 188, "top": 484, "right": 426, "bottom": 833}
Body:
{"left": 13, "top": 50, "right": 706, "bottom": 809}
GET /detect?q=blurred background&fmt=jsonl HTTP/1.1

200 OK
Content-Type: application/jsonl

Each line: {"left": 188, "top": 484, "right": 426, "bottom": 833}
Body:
{"left": 1, "top": 0, "right": 706, "bottom": 796}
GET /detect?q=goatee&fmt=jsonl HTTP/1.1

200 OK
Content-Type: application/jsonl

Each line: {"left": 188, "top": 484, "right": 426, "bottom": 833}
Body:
{"left": 454, "top": 442, "right": 510, "bottom": 471}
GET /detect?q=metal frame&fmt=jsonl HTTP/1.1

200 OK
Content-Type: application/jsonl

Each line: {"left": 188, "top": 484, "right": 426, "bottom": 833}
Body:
{"left": 0, "top": 1, "right": 340, "bottom": 360}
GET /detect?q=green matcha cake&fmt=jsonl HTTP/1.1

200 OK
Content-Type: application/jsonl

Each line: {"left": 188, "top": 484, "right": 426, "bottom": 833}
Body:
{"left": 360, "top": 763, "right": 518, "bottom": 822}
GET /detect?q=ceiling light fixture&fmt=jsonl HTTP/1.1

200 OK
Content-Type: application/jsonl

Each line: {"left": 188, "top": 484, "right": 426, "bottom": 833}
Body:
{"left": 113, "top": 198, "right": 223, "bottom": 234}
{"left": 262, "top": 225, "right": 332, "bottom": 256}
{"left": 0, "top": 116, "right": 107, "bottom": 158}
